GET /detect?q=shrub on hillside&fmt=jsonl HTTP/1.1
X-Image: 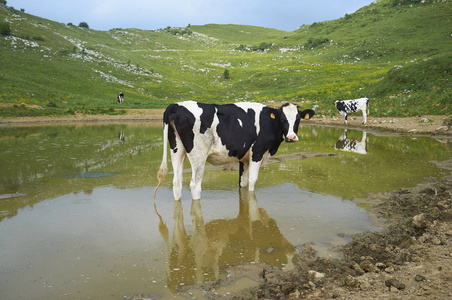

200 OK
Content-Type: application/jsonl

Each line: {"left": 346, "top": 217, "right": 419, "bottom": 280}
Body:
{"left": 223, "top": 69, "right": 230, "bottom": 80}
{"left": 304, "top": 37, "right": 329, "bottom": 49}
{"left": 0, "top": 21, "right": 11, "bottom": 36}
{"left": 392, "top": 0, "right": 422, "bottom": 6}
{"left": 252, "top": 42, "right": 272, "bottom": 52}
{"left": 78, "top": 22, "right": 89, "bottom": 29}
{"left": 234, "top": 44, "right": 250, "bottom": 52}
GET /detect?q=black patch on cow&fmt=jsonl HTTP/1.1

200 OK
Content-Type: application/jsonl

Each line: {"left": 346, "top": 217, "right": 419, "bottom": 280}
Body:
{"left": 198, "top": 102, "right": 216, "bottom": 134}
{"left": 163, "top": 103, "right": 196, "bottom": 153}
{"left": 251, "top": 107, "right": 285, "bottom": 162}
{"left": 216, "top": 104, "right": 258, "bottom": 159}
{"left": 335, "top": 101, "right": 346, "bottom": 112}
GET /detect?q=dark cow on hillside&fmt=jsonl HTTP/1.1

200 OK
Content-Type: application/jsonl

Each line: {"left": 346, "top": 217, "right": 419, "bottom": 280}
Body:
{"left": 117, "top": 92, "right": 124, "bottom": 104}
{"left": 333, "top": 97, "right": 369, "bottom": 124}
{"left": 154, "top": 101, "right": 315, "bottom": 200}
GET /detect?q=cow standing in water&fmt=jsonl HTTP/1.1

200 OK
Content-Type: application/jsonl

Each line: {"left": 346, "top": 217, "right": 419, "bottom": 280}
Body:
{"left": 154, "top": 101, "right": 314, "bottom": 200}
{"left": 333, "top": 97, "right": 369, "bottom": 124}
{"left": 117, "top": 92, "right": 124, "bottom": 104}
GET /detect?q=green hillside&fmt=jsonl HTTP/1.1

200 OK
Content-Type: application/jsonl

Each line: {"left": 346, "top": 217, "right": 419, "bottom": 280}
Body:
{"left": 0, "top": 0, "right": 450, "bottom": 118}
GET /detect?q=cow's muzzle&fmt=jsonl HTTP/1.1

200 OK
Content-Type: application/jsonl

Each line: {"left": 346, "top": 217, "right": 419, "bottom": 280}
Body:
{"left": 285, "top": 135, "right": 299, "bottom": 143}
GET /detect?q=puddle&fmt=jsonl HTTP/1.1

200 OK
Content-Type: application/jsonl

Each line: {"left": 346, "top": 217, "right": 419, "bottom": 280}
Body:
{"left": 0, "top": 123, "right": 450, "bottom": 299}
{"left": 75, "top": 172, "right": 115, "bottom": 178}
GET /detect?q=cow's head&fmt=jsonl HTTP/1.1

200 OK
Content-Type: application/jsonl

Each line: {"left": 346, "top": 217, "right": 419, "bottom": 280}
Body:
{"left": 333, "top": 100, "right": 339, "bottom": 107}
{"left": 280, "top": 103, "right": 315, "bottom": 143}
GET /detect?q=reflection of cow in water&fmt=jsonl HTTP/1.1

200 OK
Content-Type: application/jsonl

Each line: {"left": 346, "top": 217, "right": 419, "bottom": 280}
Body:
{"left": 334, "top": 129, "right": 367, "bottom": 155}
{"left": 154, "top": 189, "right": 295, "bottom": 293}
{"left": 118, "top": 131, "right": 125, "bottom": 142}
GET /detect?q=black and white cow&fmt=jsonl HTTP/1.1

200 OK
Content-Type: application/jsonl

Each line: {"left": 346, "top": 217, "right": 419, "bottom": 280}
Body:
{"left": 154, "top": 101, "right": 315, "bottom": 200}
{"left": 333, "top": 97, "right": 369, "bottom": 124}
{"left": 117, "top": 92, "right": 124, "bottom": 104}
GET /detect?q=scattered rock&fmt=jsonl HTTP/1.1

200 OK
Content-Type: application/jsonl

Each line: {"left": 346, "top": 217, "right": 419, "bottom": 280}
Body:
{"left": 413, "top": 213, "right": 426, "bottom": 228}
{"left": 436, "top": 125, "right": 449, "bottom": 131}
{"left": 415, "top": 274, "right": 426, "bottom": 282}
{"left": 308, "top": 270, "right": 325, "bottom": 283}
{"left": 385, "top": 277, "right": 406, "bottom": 290}
{"left": 360, "top": 260, "right": 377, "bottom": 273}
{"left": 385, "top": 266, "right": 395, "bottom": 274}
{"left": 266, "top": 247, "right": 275, "bottom": 254}
{"left": 351, "top": 261, "right": 365, "bottom": 275}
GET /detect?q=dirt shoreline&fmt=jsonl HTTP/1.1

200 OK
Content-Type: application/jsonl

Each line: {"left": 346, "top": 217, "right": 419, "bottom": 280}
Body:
{"left": 1, "top": 109, "right": 451, "bottom": 137}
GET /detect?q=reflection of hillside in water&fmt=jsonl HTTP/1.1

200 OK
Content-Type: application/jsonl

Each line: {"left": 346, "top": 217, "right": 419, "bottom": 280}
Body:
{"left": 154, "top": 188, "right": 295, "bottom": 293}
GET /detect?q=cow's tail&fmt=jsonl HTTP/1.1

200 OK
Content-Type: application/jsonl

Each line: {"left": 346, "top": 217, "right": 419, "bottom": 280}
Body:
{"left": 154, "top": 123, "right": 169, "bottom": 198}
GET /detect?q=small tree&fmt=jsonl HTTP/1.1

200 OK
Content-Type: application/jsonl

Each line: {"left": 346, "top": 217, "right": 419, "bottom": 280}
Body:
{"left": 0, "top": 22, "right": 11, "bottom": 36}
{"left": 223, "top": 69, "right": 230, "bottom": 80}
{"left": 78, "top": 22, "right": 89, "bottom": 29}
{"left": 0, "top": 0, "right": 7, "bottom": 6}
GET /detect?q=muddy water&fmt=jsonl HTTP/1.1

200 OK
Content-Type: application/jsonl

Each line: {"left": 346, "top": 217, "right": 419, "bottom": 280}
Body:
{"left": 0, "top": 123, "right": 450, "bottom": 299}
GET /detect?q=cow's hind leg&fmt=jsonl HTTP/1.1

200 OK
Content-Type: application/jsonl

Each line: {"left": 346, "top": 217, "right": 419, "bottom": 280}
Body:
{"left": 187, "top": 151, "right": 207, "bottom": 200}
{"left": 362, "top": 109, "right": 367, "bottom": 124}
{"left": 171, "top": 140, "right": 186, "bottom": 201}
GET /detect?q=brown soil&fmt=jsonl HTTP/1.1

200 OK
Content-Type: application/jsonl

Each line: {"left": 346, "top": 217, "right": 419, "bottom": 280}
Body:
{"left": 305, "top": 114, "right": 451, "bottom": 137}
{"left": 1, "top": 108, "right": 450, "bottom": 136}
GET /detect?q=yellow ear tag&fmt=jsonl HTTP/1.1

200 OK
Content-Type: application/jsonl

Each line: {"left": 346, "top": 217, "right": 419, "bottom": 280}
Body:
{"left": 270, "top": 113, "right": 275, "bottom": 119}
{"left": 304, "top": 113, "right": 310, "bottom": 119}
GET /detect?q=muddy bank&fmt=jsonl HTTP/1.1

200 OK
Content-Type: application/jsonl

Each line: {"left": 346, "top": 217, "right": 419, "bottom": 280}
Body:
{"left": 305, "top": 114, "right": 451, "bottom": 137}
{"left": 1, "top": 108, "right": 450, "bottom": 136}
{"left": 186, "top": 161, "right": 452, "bottom": 300}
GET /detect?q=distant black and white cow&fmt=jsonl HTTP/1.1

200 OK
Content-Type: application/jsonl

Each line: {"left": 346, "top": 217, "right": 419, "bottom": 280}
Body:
{"left": 154, "top": 101, "right": 315, "bottom": 200}
{"left": 333, "top": 97, "right": 369, "bottom": 124}
{"left": 117, "top": 92, "right": 124, "bottom": 104}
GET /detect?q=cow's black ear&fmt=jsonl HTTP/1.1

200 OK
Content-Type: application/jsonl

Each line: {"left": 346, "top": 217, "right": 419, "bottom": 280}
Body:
{"left": 299, "top": 109, "right": 315, "bottom": 120}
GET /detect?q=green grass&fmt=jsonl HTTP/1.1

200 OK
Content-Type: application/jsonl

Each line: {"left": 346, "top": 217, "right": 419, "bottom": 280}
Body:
{"left": 0, "top": 0, "right": 451, "bottom": 118}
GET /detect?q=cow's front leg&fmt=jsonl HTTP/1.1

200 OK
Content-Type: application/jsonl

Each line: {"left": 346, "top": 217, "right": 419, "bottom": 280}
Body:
{"left": 339, "top": 111, "right": 348, "bottom": 124}
{"left": 239, "top": 162, "right": 249, "bottom": 188}
{"left": 248, "top": 160, "right": 262, "bottom": 191}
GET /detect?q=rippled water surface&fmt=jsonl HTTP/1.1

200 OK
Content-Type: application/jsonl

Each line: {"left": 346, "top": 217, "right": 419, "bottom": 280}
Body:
{"left": 0, "top": 123, "right": 450, "bottom": 299}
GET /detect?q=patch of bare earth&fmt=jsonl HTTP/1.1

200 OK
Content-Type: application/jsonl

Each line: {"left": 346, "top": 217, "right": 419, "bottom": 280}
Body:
{"left": 1, "top": 108, "right": 450, "bottom": 136}
{"left": 305, "top": 114, "right": 451, "bottom": 136}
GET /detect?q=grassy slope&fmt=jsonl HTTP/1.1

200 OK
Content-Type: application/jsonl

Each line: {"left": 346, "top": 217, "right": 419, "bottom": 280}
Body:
{"left": 0, "top": 0, "right": 450, "bottom": 117}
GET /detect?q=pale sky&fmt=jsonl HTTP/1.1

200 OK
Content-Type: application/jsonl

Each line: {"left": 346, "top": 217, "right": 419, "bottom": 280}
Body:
{"left": 7, "top": 0, "right": 375, "bottom": 32}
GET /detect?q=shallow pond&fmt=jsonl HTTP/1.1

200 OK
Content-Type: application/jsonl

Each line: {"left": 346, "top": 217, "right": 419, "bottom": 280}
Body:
{"left": 0, "top": 123, "right": 450, "bottom": 299}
